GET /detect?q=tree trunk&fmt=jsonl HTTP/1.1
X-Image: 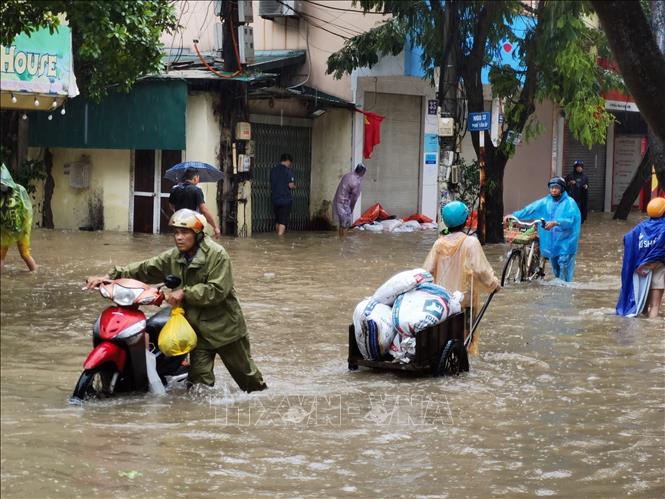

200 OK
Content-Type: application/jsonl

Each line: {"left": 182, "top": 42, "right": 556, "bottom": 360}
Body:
{"left": 651, "top": 0, "right": 665, "bottom": 190}
{"left": 484, "top": 151, "right": 508, "bottom": 243}
{"left": 42, "top": 149, "right": 54, "bottom": 229}
{"left": 613, "top": 147, "right": 652, "bottom": 219}
{"left": 591, "top": 0, "right": 665, "bottom": 143}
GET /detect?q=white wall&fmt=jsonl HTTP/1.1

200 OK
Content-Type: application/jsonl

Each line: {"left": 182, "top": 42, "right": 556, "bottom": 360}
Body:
{"left": 161, "top": 1, "right": 389, "bottom": 102}
{"left": 352, "top": 73, "right": 438, "bottom": 221}
{"left": 310, "top": 108, "right": 353, "bottom": 222}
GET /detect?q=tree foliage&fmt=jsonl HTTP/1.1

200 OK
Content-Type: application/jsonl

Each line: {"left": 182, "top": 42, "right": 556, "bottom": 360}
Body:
{"left": 0, "top": 0, "right": 178, "bottom": 101}
{"left": 327, "top": 0, "right": 618, "bottom": 242}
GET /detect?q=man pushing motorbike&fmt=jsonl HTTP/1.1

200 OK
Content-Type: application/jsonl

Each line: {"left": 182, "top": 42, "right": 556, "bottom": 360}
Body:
{"left": 86, "top": 209, "right": 267, "bottom": 393}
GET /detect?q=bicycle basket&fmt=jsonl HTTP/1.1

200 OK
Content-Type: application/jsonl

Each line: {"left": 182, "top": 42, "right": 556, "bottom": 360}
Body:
{"left": 505, "top": 225, "right": 538, "bottom": 245}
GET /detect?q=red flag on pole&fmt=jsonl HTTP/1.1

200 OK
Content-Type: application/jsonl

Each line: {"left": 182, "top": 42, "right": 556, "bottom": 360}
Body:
{"left": 356, "top": 109, "right": 385, "bottom": 159}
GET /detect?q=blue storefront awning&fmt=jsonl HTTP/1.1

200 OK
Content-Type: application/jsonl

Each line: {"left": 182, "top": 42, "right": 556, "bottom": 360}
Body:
{"left": 28, "top": 79, "right": 186, "bottom": 150}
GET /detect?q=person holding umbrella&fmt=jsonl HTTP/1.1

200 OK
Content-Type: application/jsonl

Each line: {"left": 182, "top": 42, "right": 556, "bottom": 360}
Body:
{"left": 167, "top": 164, "right": 221, "bottom": 239}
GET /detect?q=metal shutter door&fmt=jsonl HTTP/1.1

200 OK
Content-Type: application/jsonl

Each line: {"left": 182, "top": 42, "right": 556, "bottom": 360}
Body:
{"left": 563, "top": 124, "right": 606, "bottom": 212}
{"left": 362, "top": 93, "right": 422, "bottom": 217}
{"left": 251, "top": 123, "right": 311, "bottom": 233}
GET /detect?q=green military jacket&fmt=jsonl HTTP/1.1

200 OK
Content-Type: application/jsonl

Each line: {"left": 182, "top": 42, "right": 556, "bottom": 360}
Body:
{"left": 109, "top": 237, "right": 247, "bottom": 349}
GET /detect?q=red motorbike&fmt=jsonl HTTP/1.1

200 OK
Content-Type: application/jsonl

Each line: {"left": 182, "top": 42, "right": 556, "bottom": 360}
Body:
{"left": 71, "top": 275, "right": 187, "bottom": 401}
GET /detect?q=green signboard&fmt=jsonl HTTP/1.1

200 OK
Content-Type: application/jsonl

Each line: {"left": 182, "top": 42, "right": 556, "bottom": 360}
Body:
{"left": 1, "top": 26, "right": 78, "bottom": 97}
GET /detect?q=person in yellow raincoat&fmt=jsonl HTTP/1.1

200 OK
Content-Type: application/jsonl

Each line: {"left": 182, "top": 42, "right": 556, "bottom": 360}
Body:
{"left": 1, "top": 164, "right": 37, "bottom": 272}
{"left": 423, "top": 201, "right": 500, "bottom": 354}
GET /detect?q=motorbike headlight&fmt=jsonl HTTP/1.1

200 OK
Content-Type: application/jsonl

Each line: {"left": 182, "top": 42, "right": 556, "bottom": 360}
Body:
{"left": 112, "top": 285, "right": 141, "bottom": 306}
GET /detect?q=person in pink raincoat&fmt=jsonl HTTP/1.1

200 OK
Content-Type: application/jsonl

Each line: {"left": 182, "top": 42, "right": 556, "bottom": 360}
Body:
{"left": 332, "top": 164, "right": 366, "bottom": 236}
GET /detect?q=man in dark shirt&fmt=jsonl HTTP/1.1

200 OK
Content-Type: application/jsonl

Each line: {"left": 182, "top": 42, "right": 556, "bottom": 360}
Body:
{"left": 269, "top": 153, "right": 296, "bottom": 235}
{"left": 564, "top": 160, "right": 590, "bottom": 224}
{"left": 169, "top": 167, "right": 221, "bottom": 238}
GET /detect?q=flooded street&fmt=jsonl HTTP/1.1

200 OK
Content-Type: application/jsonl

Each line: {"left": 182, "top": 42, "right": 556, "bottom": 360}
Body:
{"left": 1, "top": 213, "right": 663, "bottom": 498}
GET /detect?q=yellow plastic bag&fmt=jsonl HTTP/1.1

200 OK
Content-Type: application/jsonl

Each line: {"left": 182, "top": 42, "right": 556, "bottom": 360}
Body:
{"left": 158, "top": 307, "right": 197, "bottom": 357}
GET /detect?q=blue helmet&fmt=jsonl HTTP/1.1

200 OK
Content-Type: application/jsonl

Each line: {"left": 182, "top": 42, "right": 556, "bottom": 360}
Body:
{"left": 441, "top": 201, "right": 470, "bottom": 228}
{"left": 548, "top": 176, "right": 566, "bottom": 191}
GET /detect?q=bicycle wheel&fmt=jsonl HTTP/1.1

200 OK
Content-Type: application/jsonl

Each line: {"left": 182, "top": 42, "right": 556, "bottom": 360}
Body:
{"left": 526, "top": 245, "right": 543, "bottom": 280}
{"left": 501, "top": 249, "right": 523, "bottom": 286}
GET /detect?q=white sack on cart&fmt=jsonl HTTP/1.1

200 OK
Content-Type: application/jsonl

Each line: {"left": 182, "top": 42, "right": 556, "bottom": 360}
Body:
{"left": 353, "top": 299, "right": 396, "bottom": 360}
{"left": 372, "top": 268, "right": 433, "bottom": 305}
{"left": 392, "top": 283, "right": 463, "bottom": 337}
{"left": 389, "top": 334, "right": 416, "bottom": 363}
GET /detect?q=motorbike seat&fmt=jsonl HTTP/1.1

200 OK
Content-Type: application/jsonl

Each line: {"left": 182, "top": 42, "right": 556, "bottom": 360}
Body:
{"left": 146, "top": 306, "right": 172, "bottom": 344}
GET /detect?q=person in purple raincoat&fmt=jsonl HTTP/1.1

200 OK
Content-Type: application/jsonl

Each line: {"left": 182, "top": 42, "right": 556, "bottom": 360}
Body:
{"left": 333, "top": 164, "right": 366, "bottom": 236}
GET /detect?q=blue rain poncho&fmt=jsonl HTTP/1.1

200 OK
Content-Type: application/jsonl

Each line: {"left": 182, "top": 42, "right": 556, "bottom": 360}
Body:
{"left": 512, "top": 192, "right": 581, "bottom": 259}
{"left": 616, "top": 217, "right": 665, "bottom": 316}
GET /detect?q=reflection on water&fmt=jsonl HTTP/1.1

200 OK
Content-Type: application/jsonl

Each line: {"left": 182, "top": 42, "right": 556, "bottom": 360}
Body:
{"left": 1, "top": 213, "right": 663, "bottom": 498}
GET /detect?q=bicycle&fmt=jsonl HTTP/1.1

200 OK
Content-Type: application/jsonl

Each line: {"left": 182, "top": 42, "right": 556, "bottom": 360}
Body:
{"left": 501, "top": 216, "right": 548, "bottom": 286}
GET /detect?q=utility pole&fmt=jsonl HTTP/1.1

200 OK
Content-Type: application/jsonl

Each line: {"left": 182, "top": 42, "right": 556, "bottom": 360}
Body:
{"left": 437, "top": 1, "right": 460, "bottom": 220}
{"left": 218, "top": 0, "right": 253, "bottom": 237}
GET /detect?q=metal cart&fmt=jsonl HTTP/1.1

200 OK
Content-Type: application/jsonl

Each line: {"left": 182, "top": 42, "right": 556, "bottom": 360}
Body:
{"left": 348, "top": 312, "right": 470, "bottom": 376}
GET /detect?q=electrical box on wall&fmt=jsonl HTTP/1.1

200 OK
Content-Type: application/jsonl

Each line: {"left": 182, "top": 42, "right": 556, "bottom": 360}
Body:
{"left": 235, "top": 121, "right": 251, "bottom": 140}
{"left": 64, "top": 158, "right": 90, "bottom": 189}
{"left": 237, "top": 0, "right": 253, "bottom": 23}
{"left": 213, "top": 22, "right": 223, "bottom": 52}
{"left": 237, "top": 26, "right": 255, "bottom": 64}
{"left": 237, "top": 154, "right": 253, "bottom": 173}
{"left": 438, "top": 117, "right": 454, "bottom": 137}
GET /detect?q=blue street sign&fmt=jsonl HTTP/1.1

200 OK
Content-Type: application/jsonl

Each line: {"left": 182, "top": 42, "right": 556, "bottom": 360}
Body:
{"left": 468, "top": 112, "right": 490, "bottom": 131}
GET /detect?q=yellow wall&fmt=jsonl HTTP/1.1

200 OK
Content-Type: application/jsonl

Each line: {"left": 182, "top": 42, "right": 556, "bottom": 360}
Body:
{"left": 28, "top": 147, "right": 130, "bottom": 230}
{"left": 186, "top": 92, "right": 221, "bottom": 225}
{"left": 25, "top": 91, "right": 223, "bottom": 233}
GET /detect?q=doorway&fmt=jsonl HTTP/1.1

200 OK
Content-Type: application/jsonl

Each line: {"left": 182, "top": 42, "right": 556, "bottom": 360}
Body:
{"left": 131, "top": 149, "right": 181, "bottom": 233}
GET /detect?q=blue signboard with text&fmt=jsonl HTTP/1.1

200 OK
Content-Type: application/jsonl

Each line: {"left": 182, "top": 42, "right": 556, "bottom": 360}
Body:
{"left": 468, "top": 112, "right": 490, "bottom": 132}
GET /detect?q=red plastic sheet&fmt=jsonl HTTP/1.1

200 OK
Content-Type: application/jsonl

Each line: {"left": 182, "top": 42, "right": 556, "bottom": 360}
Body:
{"left": 403, "top": 213, "right": 433, "bottom": 224}
{"left": 352, "top": 203, "right": 392, "bottom": 227}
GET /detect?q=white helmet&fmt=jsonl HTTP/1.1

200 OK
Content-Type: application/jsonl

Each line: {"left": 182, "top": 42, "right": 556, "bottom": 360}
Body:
{"left": 169, "top": 209, "right": 207, "bottom": 233}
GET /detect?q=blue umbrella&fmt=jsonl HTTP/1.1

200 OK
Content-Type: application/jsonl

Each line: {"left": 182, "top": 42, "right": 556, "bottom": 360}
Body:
{"left": 164, "top": 161, "right": 224, "bottom": 183}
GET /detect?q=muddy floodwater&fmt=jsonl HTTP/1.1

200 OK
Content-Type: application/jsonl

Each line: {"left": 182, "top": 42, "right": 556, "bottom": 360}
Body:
{"left": 1, "top": 213, "right": 663, "bottom": 498}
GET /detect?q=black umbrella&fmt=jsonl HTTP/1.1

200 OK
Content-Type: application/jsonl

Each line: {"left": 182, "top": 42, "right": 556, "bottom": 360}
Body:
{"left": 164, "top": 161, "right": 223, "bottom": 183}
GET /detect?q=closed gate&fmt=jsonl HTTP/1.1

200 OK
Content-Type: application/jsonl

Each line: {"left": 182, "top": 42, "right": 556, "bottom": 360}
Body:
{"left": 252, "top": 123, "right": 311, "bottom": 233}
{"left": 563, "top": 124, "right": 606, "bottom": 212}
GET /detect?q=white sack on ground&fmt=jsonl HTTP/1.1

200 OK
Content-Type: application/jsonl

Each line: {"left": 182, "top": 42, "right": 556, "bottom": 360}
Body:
{"left": 372, "top": 268, "right": 433, "bottom": 305}
{"left": 364, "top": 222, "right": 384, "bottom": 232}
{"left": 380, "top": 219, "right": 403, "bottom": 232}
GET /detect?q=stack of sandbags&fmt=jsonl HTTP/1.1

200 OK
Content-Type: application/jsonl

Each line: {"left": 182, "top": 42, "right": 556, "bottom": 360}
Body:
{"left": 352, "top": 269, "right": 463, "bottom": 363}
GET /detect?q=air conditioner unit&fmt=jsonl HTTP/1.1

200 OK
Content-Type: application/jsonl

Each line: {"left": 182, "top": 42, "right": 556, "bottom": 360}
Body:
{"left": 259, "top": 0, "right": 299, "bottom": 19}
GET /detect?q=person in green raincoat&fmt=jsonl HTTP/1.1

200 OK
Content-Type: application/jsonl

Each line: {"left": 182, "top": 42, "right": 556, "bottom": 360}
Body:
{"left": 85, "top": 209, "right": 267, "bottom": 392}
{"left": 1, "top": 164, "right": 37, "bottom": 272}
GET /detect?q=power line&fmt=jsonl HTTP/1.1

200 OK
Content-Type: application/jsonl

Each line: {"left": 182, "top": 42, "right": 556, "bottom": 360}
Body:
{"left": 275, "top": 0, "right": 351, "bottom": 39}
{"left": 294, "top": 7, "right": 365, "bottom": 37}
{"left": 302, "top": 0, "right": 387, "bottom": 14}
